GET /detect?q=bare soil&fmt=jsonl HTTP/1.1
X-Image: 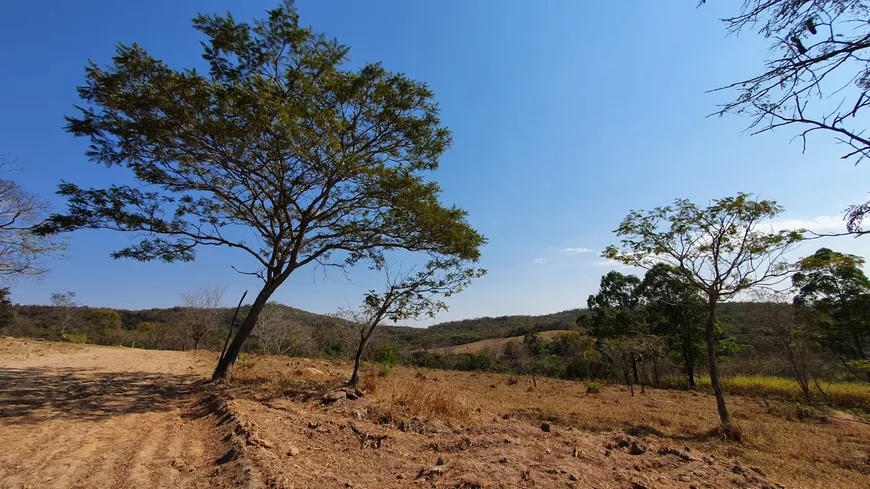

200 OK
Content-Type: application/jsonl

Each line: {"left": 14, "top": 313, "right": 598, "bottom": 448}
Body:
{"left": 3, "top": 339, "right": 868, "bottom": 489}
{"left": 0, "top": 338, "right": 245, "bottom": 489}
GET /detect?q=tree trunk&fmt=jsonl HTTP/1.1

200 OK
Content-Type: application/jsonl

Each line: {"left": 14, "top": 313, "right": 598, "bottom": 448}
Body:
{"left": 686, "top": 357, "right": 696, "bottom": 388}
{"left": 193, "top": 337, "right": 200, "bottom": 350}
{"left": 212, "top": 282, "right": 278, "bottom": 381}
{"left": 349, "top": 332, "right": 366, "bottom": 386}
{"left": 705, "top": 297, "right": 730, "bottom": 425}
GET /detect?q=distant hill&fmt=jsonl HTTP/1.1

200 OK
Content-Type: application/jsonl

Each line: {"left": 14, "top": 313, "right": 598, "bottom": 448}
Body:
{"left": 9, "top": 301, "right": 782, "bottom": 359}
{"left": 429, "top": 329, "right": 572, "bottom": 355}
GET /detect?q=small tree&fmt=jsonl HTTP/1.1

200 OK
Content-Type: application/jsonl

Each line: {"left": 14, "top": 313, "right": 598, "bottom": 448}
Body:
{"left": 751, "top": 289, "right": 826, "bottom": 402}
{"left": 345, "top": 259, "right": 482, "bottom": 386}
{"left": 605, "top": 193, "right": 803, "bottom": 427}
{"left": 37, "top": 1, "right": 484, "bottom": 380}
{"left": 50, "top": 291, "right": 78, "bottom": 337}
{"left": 793, "top": 247, "right": 870, "bottom": 381}
{"left": 255, "top": 302, "right": 302, "bottom": 355}
{"left": 181, "top": 286, "right": 224, "bottom": 350}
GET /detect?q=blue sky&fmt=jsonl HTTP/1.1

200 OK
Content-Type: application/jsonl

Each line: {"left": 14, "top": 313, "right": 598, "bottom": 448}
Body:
{"left": 1, "top": 1, "right": 869, "bottom": 325}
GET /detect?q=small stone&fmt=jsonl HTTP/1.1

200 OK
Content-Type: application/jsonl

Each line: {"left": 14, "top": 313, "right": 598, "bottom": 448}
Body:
{"left": 629, "top": 440, "right": 647, "bottom": 455}
{"left": 287, "top": 445, "right": 300, "bottom": 457}
{"left": 498, "top": 457, "right": 508, "bottom": 464}
{"left": 568, "top": 473, "right": 579, "bottom": 481}
{"left": 322, "top": 391, "right": 346, "bottom": 403}
{"left": 436, "top": 456, "right": 446, "bottom": 466}
{"left": 540, "top": 422, "right": 551, "bottom": 432}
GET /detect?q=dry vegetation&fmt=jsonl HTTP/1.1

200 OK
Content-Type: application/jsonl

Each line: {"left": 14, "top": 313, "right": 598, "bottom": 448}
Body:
{"left": 429, "top": 329, "right": 569, "bottom": 355}
{"left": 229, "top": 353, "right": 870, "bottom": 489}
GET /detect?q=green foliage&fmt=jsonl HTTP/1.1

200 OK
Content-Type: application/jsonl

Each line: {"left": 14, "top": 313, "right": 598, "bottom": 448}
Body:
{"left": 0, "top": 288, "right": 13, "bottom": 330}
{"left": 375, "top": 343, "right": 400, "bottom": 367}
{"left": 767, "top": 401, "right": 827, "bottom": 423}
{"left": 377, "top": 362, "right": 392, "bottom": 377}
{"left": 585, "top": 382, "right": 602, "bottom": 394}
{"left": 585, "top": 271, "right": 642, "bottom": 339}
{"left": 60, "top": 332, "right": 89, "bottom": 344}
{"left": 38, "top": 0, "right": 484, "bottom": 379}
{"left": 794, "top": 248, "right": 870, "bottom": 373}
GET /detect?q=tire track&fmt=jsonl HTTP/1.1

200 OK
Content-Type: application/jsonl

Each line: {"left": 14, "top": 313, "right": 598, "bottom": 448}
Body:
{"left": 0, "top": 340, "right": 232, "bottom": 489}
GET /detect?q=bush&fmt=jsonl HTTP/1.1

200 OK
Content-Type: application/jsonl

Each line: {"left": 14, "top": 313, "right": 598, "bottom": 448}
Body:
{"left": 376, "top": 344, "right": 400, "bottom": 367}
{"left": 767, "top": 401, "right": 828, "bottom": 422}
{"left": 60, "top": 332, "right": 89, "bottom": 344}
{"left": 378, "top": 363, "right": 392, "bottom": 377}
{"left": 586, "top": 382, "right": 602, "bottom": 394}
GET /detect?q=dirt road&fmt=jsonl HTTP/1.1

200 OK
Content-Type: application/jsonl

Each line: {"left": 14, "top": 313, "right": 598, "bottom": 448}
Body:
{"left": 0, "top": 339, "right": 228, "bottom": 489}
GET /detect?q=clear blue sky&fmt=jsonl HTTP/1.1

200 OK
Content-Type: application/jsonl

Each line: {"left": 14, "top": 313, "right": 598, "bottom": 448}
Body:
{"left": 1, "top": 1, "right": 869, "bottom": 325}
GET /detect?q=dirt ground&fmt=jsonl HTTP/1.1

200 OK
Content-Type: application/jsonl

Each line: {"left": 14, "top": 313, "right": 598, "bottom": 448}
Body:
{"left": 0, "top": 338, "right": 242, "bottom": 489}
{"left": 2, "top": 339, "right": 869, "bottom": 489}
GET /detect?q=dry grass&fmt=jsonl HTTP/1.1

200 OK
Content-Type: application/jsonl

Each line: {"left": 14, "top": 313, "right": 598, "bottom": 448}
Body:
{"left": 430, "top": 329, "right": 570, "bottom": 355}
{"left": 366, "top": 367, "right": 870, "bottom": 489}
{"left": 662, "top": 374, "right": 870, "bottom": 410}
{"left": 373, "top": 377, "right": 471, "bottom": 422}
{"left": 229, "top": 354, "right": 870, "bottom": 488}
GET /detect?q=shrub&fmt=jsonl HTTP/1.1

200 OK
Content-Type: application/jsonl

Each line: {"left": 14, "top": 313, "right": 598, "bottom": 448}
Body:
{"left": 60, "top": 332, "right": 89, "bottom": 344}
{"left": 586, "top": 382, "right": 602, "bottom": 394}
{"left": 378, "top": 363, "right": 392, "bottom": 377}
{"left": 376, "top": 344, "right": 400, "bottom": 367}
{"left": 767, "top": 401, "right": 828, "bottom": 422}
{"left": 506, "top": 376, "right": 519, "bottom": 385}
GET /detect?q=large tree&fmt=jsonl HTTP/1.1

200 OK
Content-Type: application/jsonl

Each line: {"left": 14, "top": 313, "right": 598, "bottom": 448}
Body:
{"left": 605, "top": 193, "right": 803, "bottom": 428}
{"left": 584, "top": 271, "right": 643, "bottom": 339}
{"left": 37, "top": 1, "right": 484, "bottom": 380}
{"left": 706, "top": 0, "right": 870, "bottom": 232}
{"left": 793, "top": 247, "right": 870, "bottom": 380}
{"left": 638, "top": 263, "right": 707, "bottom": 387}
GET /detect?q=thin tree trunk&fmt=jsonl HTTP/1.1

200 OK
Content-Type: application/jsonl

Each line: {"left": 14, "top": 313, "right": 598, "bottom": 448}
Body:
{"left": 705, "top": 297, "right": 730, "bottom": 425}
{"left": 213, "top": 284, "right": 276, "bottom": 381}
{"left": 652, "top": 357, "right": 660, "bottom": 388}
{"left": 349, "top": 331, "right": 366, "bottom": 386}
{"left": 684, "top": 350, "right": 696, "bottom": 388}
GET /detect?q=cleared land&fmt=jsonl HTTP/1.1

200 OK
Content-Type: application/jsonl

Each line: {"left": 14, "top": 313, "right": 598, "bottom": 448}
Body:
{"left": 429, "top": 329, "right": 570, "bottom": 355}
{"left": 2, "top": 339, "right": 869, "bottom": 488}
{"left": 0, "top": 338, "right": 245, "bottom": 489}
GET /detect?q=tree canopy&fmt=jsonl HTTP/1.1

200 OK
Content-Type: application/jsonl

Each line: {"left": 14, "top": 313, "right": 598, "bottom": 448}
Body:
{"left": 604, "top": 192, "right": 803, "bottom": 427}
{"left": 38, "top": 0, "right": 485, "bottom": 379}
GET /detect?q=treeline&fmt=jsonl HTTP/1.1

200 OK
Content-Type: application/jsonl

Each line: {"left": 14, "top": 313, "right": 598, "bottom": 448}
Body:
{"left": 405, "top": 248, "right": 870, "bottom": 408}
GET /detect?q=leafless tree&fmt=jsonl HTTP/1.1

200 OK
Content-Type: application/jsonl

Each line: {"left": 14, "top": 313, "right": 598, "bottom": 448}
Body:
{"left": 181, "top": 286, "right": 225, "bottom": 350}
{"left": 255, "top": 302, "right": 303, "bottom": 355}
{"left": 751, "top": 289, "right": 829, "bottom": 403}
{"left": 0, "top": 159, "right": 66, "bottom": 279}
{"left": 706, "top": 1, "right": 870, "bottom": 232}
{"left": 50, "top": 291, "right": 78, "bottom": 337}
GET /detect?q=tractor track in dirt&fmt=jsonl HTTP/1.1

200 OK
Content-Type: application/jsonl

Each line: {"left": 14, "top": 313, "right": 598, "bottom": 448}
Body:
{"left": 0, "top": 338, "right": 251, "bottom": 489}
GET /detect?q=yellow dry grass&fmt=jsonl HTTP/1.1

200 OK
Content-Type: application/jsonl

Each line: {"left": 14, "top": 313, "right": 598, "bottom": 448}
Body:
{"left": 661, "top": 374, "right": 870, "bottom": 410}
